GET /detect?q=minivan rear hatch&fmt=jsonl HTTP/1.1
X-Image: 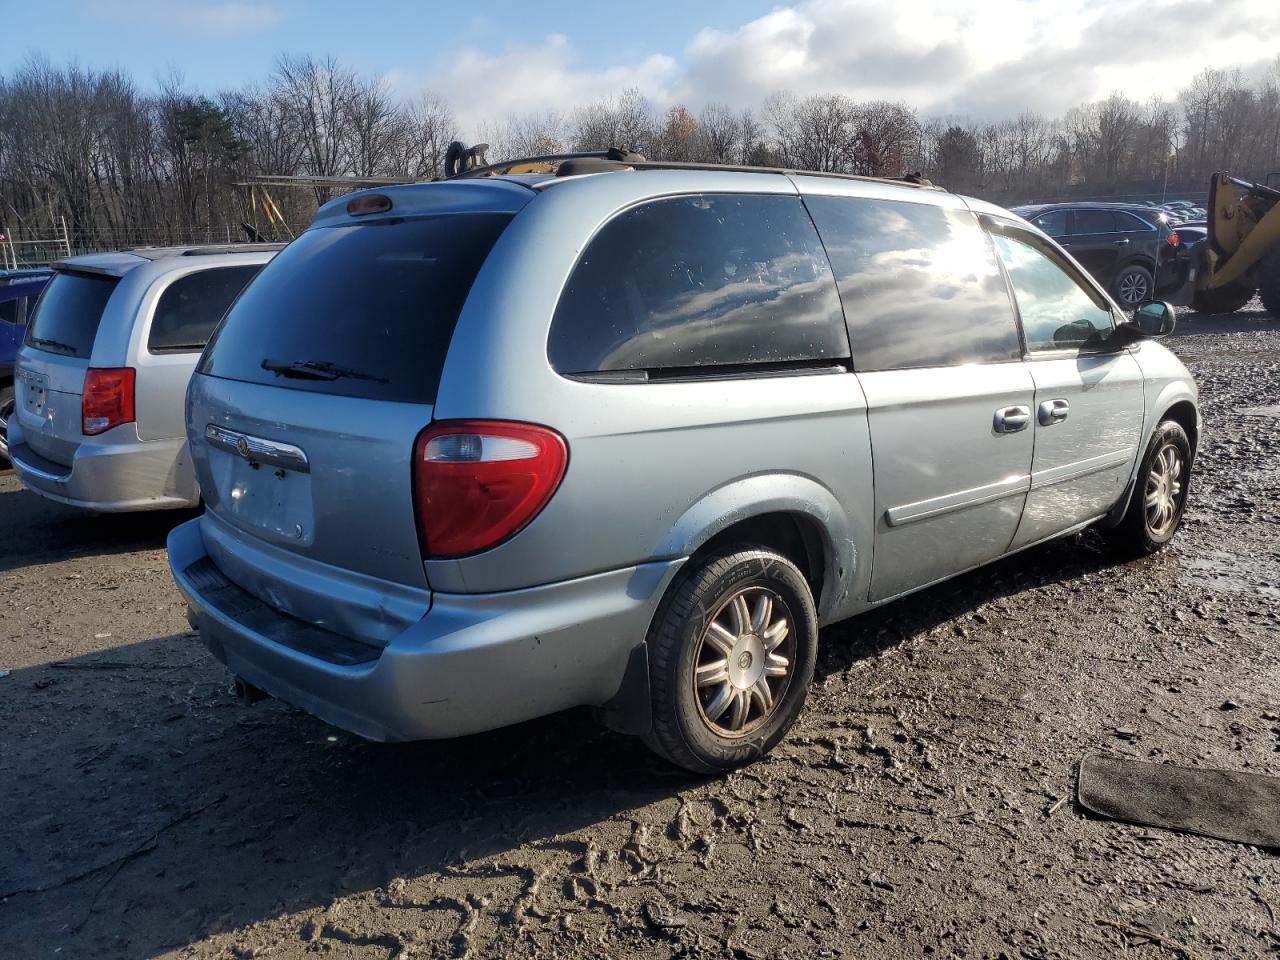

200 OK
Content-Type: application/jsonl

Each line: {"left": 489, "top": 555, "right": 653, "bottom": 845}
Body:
{"left": 16, "top": 265, "right": 124, "bottom": 465}
{"left": 193, "top": 181, "right": 528, "bottom": 595}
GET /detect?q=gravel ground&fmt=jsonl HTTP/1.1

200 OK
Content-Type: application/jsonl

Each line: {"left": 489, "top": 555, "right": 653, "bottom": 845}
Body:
{"left": 2, "top": 302, "right": 1278, "bottom": 960}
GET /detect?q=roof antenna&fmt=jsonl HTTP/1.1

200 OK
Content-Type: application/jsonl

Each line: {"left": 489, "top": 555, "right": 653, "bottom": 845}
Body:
{"left": 444, "top": 141, "right": 490, "bottom": 178}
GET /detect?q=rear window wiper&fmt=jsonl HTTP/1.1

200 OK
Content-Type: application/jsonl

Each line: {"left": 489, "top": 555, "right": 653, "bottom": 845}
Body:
{"left": 28, "top": 335, "right": 79, "bottom": 355}
{"left": 261, "top": 358, "right": 389, "bottom": 383}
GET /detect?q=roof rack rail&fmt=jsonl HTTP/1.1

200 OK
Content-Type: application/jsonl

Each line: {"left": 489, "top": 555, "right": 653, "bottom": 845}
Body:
{"left": 176, "top": 242, "right": 286, "bottom": 256}
{"left": 445, "top": 144, "right": 940, "bottom": 190}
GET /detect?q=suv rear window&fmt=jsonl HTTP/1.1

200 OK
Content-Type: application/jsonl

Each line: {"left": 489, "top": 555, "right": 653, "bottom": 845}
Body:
{"left": 148, "top": 265, "right": 264, "bottom": 353}
{"left": 548, "top": 194, "right": 848, "bottom": 376}
{"left": 804, "top": 196, "right": 1021, "bottom": 371}
{"left": 25, "top": 271, "right": 119, "bottom": 359}
{"left": 199, "top": 214, "right": 512, "bottom": 403}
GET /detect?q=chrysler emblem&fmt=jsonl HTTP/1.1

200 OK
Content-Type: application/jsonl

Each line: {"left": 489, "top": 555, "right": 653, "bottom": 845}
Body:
{"left": 236, "top": 436, "right": 251, "bottom": 459}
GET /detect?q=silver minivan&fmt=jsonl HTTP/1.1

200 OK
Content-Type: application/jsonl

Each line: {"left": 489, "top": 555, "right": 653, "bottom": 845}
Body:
{"left": 10, "top": 245, "right": 279, "bottom": 511}
{"left": 168, "top": 161, "right": 1198, "bottom": 772}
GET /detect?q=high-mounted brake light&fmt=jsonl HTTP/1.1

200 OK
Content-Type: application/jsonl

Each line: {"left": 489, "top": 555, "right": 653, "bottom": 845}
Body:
{"left": 82, "top": 367, "right": 135, "bottom": 436}
{"left": 412, "top": 420, "right": 568, "bottom": 559}
{"left": 346, "top": 193, "right": 392, "bottom": 216}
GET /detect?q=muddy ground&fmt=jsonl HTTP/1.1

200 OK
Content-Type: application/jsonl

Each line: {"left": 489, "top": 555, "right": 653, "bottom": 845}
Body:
{"left": 2, "top": 303, "right": 1279, "bottom": 960}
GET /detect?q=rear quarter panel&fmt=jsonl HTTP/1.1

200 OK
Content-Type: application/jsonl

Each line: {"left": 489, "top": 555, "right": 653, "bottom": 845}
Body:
{"left": 430, "top": 171, "right": 876, "bottom": 621}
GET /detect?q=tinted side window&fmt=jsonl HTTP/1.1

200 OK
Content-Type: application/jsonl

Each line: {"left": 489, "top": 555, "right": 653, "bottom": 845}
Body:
{"left": 148, "top": 265, "right": 263, "bottom": 353}
{"left": 1072, "top": 210, "right": 1116, "bottom": 234}
{"left": 1115, "top": 211, "right": 1155, "bottom": 232}
{"left": 548, "top": 194, "right": 848, "bottom": 375}
{"left": 1032, "top": 210, "right": 1068, "bottom": 237}
{"left": 25, "top": 271, "right": 119, "bottom": 358}
{"left": 0, "top": 296, "right": 20, "bottom": 324}
{"left": 805, "top": 196, "right": 1021, "bottom": 371}
{"left": 992, "top": 233, "right": 1114, "bottom": 352}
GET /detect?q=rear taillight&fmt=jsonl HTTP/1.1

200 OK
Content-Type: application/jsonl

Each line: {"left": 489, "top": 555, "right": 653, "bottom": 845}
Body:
{"left": 82, "top": 367, "right": 135, "bottom": 436}
{"left": 412, "top": 420, "right": 568, "bottom": 559}
{"left": 1167, "top": 232, "right": 1181, "bottom": 246}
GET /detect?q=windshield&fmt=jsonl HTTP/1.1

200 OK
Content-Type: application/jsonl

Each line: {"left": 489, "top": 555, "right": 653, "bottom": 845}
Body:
{"left": 199, "top": 213, "right": 513, "bottom": 404}
{"left": 25, "top": 271, "right": 119, "bottom": 358}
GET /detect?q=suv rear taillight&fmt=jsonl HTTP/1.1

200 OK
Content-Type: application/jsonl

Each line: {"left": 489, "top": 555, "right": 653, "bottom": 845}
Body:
{"left": 1167, "top": 231, "right": 1181, "bottom": 246}
{"left": 82, "top": 367, "right": 135, "bottom": 436}
{"left": 412, "top": 420, "right": 568, "bottom": 559}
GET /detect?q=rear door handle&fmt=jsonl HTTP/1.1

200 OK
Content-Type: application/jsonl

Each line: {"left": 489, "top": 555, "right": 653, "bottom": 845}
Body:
{"left": 994, "top": 405, "right": 1031, "bottom": 434}
{"left": 1038, "top": 398, "right": 1070, "bottom": 425}
{"left": 1114, "top": 238, "right": 1131, "bottom": 246}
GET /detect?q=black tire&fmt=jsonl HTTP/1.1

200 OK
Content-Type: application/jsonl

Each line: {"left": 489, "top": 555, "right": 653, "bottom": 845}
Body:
{"left": 1101, "top": 420, "right": 1192, "bottom": 559}
{"left": 1258, "top": 245, "right": 1280, "bottom": 319}
{"left": 644, "top": 548, "right": 818, "bottom": 774}
{"left": 1112, "top": 263, "right": 1155, "bottom": 310}
{"left": 1192, "top": 281, "right": 1256, "bottom": 315}
{"left": 0, "top": 382, "right": 13, "bottom": 463}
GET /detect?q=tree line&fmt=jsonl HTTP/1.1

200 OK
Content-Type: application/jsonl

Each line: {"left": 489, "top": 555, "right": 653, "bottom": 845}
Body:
{"left": 1, "top": 53, "right": 1277, "bottom": 252}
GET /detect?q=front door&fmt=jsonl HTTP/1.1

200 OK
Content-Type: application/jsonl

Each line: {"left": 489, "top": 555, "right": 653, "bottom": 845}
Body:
{"left": 989, "top": 227, "right": 1146, "bottom": 549}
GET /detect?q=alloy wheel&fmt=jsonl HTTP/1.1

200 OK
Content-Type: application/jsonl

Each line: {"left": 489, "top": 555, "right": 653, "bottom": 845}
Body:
{"left": 0, "top": 394, "right": 12, "bottom": 460}
{"left": 1145, "top": 442, "right": 1184, "bottom": 537}
{"left": 693, "top": 586, "right": 795, "bottom": 737}
{"left": 1119, "top": 270, "right": 1150, "bottom": 307}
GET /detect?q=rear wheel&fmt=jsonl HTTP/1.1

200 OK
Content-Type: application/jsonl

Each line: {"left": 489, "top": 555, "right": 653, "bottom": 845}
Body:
{"left": 1112, "top": 264, "right": 1154, "bottom": 310}
{"left": 1258, "top": 246, "right": 1280, "bottom": 318}
{"left": 0, "top": 383, "right": 13, "bottom": 462}
{"left": 644, "top": 548, "right": 817, "bottom": 774}
{"left": 1192, "top": 280, "right": 1256, "bottom": 315}
{"left": 1101, "top": 420, "right": 1192, "bottom": 558}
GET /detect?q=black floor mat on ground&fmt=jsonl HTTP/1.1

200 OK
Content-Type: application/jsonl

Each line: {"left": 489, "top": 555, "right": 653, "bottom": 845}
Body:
{"left": 1078, "top": 753, "right": 1280, "bottom": 850}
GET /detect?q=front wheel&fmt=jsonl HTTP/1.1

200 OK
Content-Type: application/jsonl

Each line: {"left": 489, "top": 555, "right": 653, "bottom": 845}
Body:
{"left": 644, "top": 548, "right": 818, "bottom": 774}
{"left": 1101, "top": 420, "right": 1192, "bottom": 558}
{"left": 1258, "top": 246, "right": 1280, "bottom": 318}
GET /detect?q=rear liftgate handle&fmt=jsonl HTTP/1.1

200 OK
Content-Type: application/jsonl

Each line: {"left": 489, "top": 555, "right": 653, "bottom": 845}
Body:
{"left": 1038, "top": 398, "right": 1070, "bottom": 426}
{"left": 994, "top": 405, "right": 1032, "bottom": 434}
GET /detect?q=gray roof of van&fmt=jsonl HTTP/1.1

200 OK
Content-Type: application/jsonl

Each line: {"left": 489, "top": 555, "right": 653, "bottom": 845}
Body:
{"left": 53, "top": 243, "right": 286, "bottom": 277}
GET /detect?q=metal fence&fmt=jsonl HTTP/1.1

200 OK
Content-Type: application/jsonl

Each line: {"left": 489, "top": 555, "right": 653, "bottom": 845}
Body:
{"left": 1, "top": 221, "right": 256, "bottom": 269}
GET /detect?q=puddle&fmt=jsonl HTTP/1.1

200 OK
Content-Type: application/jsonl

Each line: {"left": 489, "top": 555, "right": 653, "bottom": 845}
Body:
{"left": 1180, "top": 548, "right": 1280, "bottom": 599}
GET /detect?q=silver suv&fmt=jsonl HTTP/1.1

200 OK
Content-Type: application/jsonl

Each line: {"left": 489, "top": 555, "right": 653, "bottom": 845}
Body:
{"left": 167, "top": 162, "right": 1198, "bottom": 773}
{"left": 10, "top": 244, "right": 279, "bottom": 511}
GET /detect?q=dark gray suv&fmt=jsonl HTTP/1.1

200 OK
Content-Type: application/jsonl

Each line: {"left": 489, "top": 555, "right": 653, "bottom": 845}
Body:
{"left": 169, "top": 161, "right": 1198, "bottom": 773}
{"left": 1011, "top": 202, "right": 1189, "bottom": 309}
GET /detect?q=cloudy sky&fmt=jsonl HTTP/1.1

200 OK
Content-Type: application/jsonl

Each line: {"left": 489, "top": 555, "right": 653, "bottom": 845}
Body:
{"left": 7, "top": 0, "right": 1279, "bottom": 131}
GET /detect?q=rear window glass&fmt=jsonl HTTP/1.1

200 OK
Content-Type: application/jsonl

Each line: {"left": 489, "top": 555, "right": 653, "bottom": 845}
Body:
{"left": 199, "top": 214, "right": 512, "bottom": 403}
{"left": 25, "top": 271, "right": 119, "bottom": 358}
{"left": 805, "top": 196, "right": 1021, "bottom": 371}
{"left": 149, "top": 265, "right": 264, "bottom": 353}
{"left": 548, "top": 194, "right": 848, "bottom": 376}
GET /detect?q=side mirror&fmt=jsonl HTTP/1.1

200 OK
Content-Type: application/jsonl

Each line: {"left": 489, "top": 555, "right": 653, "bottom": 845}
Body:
{"left": 1133, "top": 300, "right": 1176, "bottom": 338}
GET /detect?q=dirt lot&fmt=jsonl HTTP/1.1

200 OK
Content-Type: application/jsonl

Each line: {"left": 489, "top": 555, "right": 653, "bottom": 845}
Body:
{"left": 2, "top": 304, "right": 1279, "bottom": 960}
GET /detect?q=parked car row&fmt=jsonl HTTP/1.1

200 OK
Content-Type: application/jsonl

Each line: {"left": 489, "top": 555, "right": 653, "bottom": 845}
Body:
{"left": 8, "top": 160, "right": 1199, "bottom": 772}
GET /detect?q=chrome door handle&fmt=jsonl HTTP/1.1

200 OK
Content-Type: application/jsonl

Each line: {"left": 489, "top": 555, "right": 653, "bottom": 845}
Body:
{"left": 1038, "top": 398, "right": 1070, "bottom": 425}
{"left": 994, "top": 405, "right": 1031, "bottom": 433}
{"left": 1114, "top": 238, "right": 1130, "bottom": 246}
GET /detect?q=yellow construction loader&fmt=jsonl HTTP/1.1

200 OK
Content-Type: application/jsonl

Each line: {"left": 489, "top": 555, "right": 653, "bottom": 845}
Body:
{"left": 1192, "top": 172, "right": 1280, "bottom": 315}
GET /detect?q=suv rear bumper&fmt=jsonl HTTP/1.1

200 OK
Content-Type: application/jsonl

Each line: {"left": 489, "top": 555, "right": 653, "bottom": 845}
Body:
{"left": 9, "top": 434, "right": 197, "bottom": 511}
{"left": 168, "top": 517, "right": 683, "bottom": 741}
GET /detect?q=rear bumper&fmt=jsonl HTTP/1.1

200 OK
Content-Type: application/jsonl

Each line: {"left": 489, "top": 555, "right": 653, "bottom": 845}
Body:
{"left": 168, "top": 517, "right": 683, "bottom": 741}
{"left": 9, "top": 433, "right": 197, "bottom": 511}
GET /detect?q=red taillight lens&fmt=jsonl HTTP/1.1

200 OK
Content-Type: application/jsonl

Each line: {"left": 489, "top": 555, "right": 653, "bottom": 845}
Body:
{"left": 82, "top": 367, "right": 135, "bottom": 436}
{"left": 412, "top": 420, "right": 568, "bottom": 559}
{"left": 1167, "top": 232, "right": 1181, "bottom": 246}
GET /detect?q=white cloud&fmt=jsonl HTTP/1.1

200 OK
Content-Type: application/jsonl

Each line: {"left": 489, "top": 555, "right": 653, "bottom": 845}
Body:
{"left": 405, "top": 34, "right": 677, "bottom": 134}
{"left": 399, "top": 0, "right": 1280, "bottom": 135}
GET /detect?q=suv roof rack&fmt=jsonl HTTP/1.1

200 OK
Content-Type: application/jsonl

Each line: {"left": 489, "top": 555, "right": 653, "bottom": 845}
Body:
{"left": 446, "top": 146, "right": 940, "bottom": 191}
{"left": 124, "top": 242, "right": 287, "bottom": 260}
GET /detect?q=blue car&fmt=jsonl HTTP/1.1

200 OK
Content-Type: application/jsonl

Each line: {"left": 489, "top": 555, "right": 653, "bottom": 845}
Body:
{"left": 1, "top": 268, "right": 53, "bottom": 460}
